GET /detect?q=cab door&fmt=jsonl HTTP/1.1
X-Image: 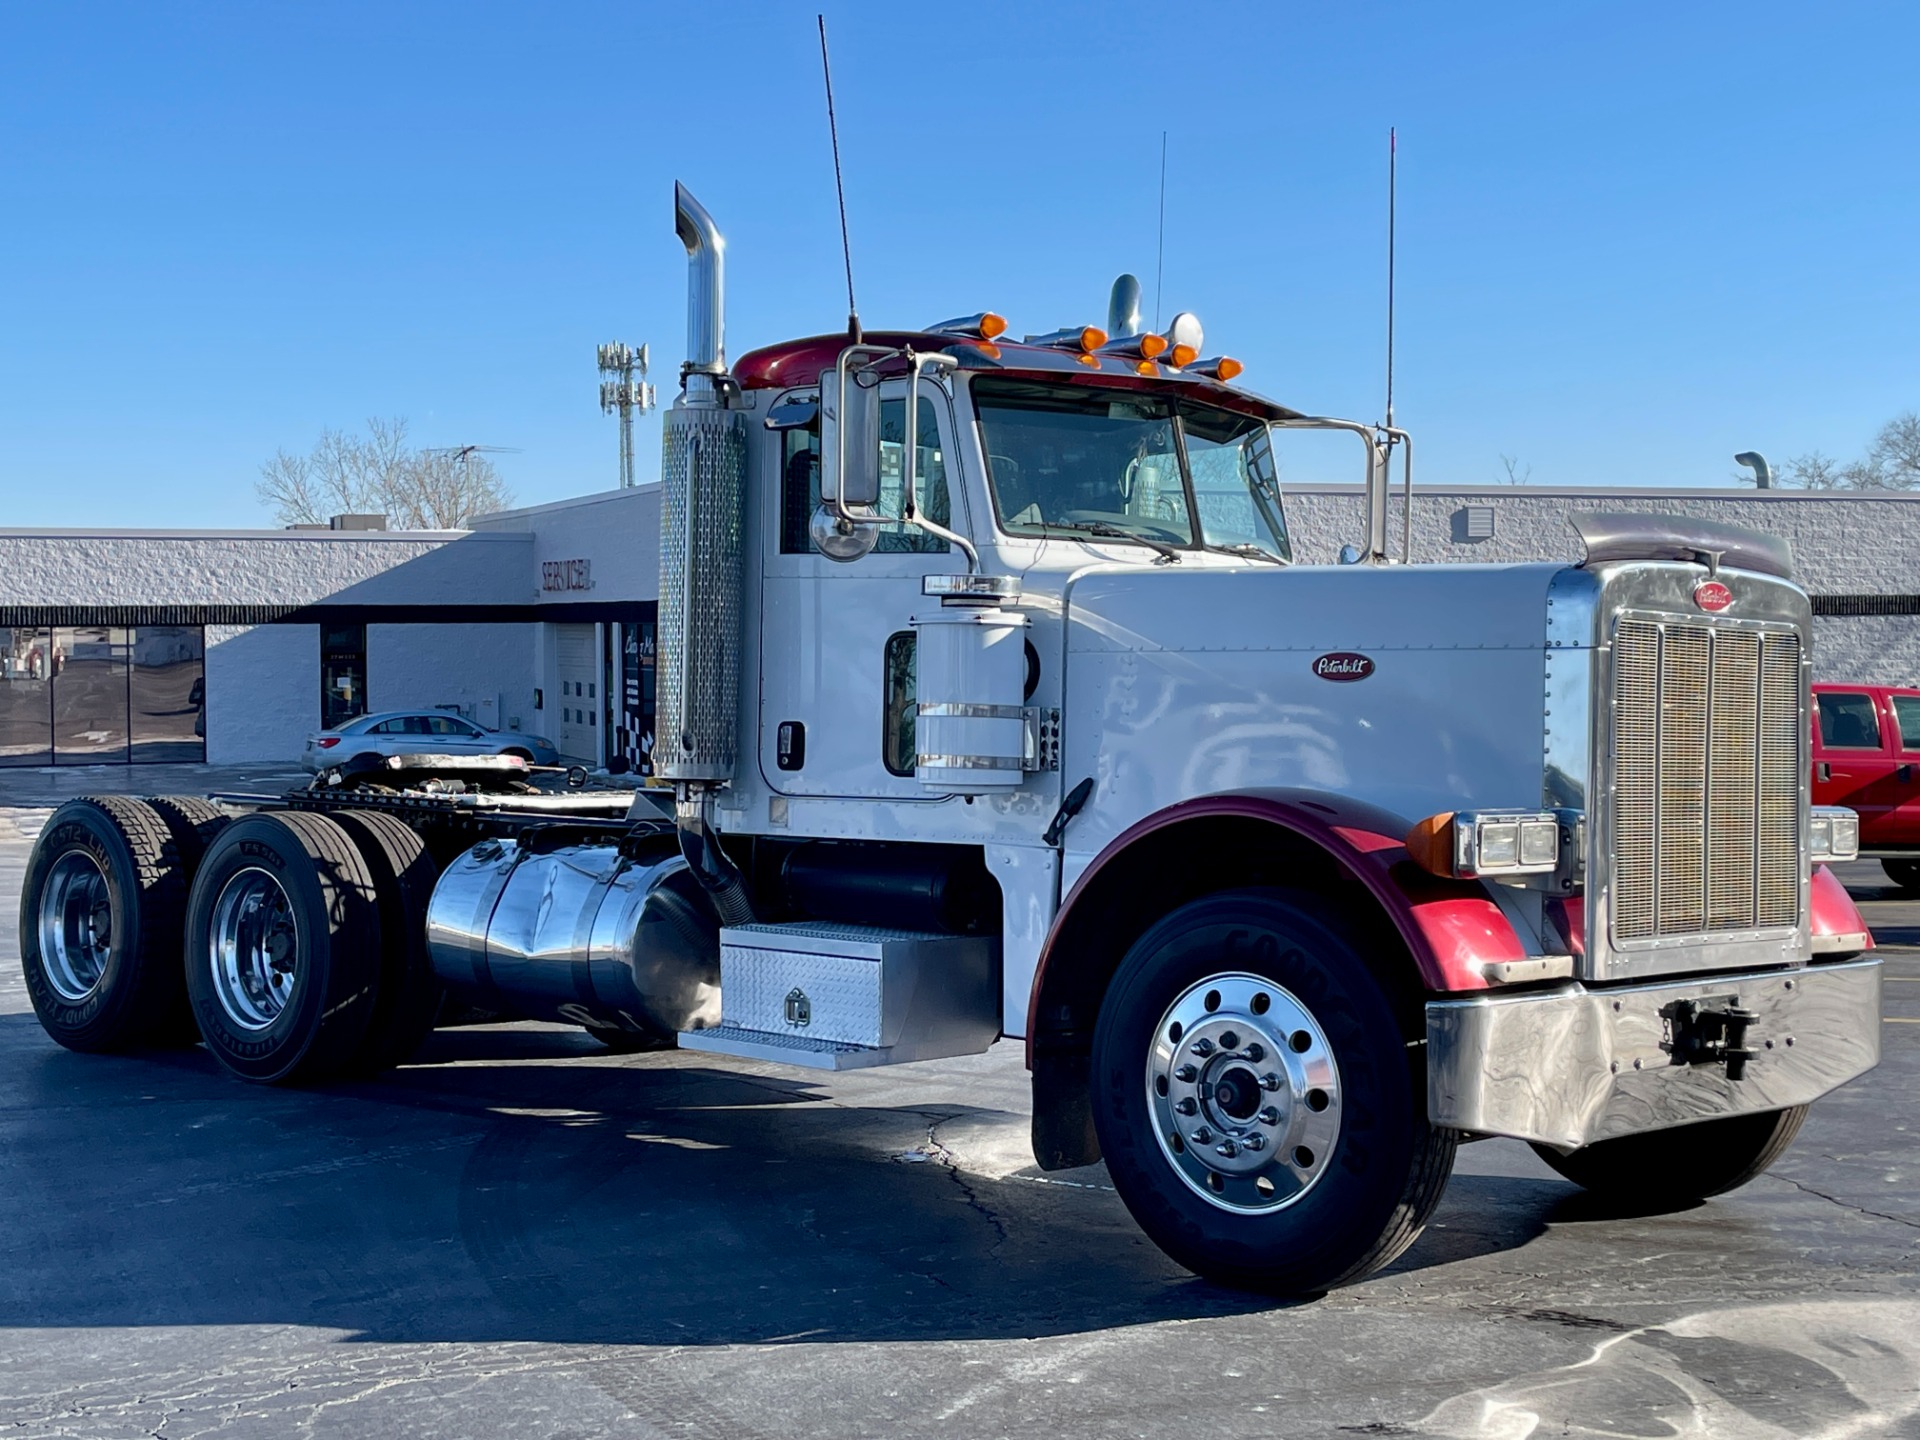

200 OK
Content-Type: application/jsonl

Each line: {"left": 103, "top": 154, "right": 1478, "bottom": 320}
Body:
{"left": 1879, "top": 689, "right": 1920, "bottom": 844}
{"left": 757, "top": 379, "right": 969, "bottom": 799}
{"left": 1814, "top": 687, "right": 1898, "bottom": 841}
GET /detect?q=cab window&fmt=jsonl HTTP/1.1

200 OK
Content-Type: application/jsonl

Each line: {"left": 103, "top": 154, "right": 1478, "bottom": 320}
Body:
{"left": 1891, "top": 696, "right": 1920, "bottom": 752}
{"left": 781, "top": 397, "right": 950, "bottom": 554}
{"left": 1817, "top": 692, "right": 1882, "bottom": 750}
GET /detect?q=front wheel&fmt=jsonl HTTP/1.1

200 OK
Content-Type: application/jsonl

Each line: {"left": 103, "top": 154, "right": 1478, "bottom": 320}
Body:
{"left": 1530, "top": 1106, "right": 1809, "bottom": 1207}
{"left": 1090, "top": 887, "right": 1456, "bottom": 1295}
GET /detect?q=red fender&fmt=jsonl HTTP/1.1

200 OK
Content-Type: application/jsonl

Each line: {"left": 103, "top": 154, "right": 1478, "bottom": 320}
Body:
{"left": 1027, "top": 789, "right": 1525, "bottom": 1064}
{"left": 1811, "top": 864, "right": 1873, "bottom": 952}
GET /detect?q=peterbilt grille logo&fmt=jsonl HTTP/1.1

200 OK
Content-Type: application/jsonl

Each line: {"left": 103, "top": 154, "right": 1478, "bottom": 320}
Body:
{"left": 1694, "top": 581, "right": 1733, "bottom": 613}
{"left": 1312, "top": 652, "right": 1375, "bottom": 682}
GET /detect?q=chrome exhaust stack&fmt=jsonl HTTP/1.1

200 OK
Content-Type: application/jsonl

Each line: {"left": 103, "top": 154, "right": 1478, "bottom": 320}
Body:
{"left": 674, "top": 181, "right": 727, "bottom": 406}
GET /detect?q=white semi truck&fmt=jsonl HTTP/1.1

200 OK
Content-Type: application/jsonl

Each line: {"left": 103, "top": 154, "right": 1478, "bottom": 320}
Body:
{"left": 18, "top": 184, "right": 1882, "bottom": 1294}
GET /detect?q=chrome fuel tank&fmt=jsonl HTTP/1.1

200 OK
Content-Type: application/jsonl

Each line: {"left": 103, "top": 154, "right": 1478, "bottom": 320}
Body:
{"left": 425, "top": 839, "right": 721, "bottom": 1036}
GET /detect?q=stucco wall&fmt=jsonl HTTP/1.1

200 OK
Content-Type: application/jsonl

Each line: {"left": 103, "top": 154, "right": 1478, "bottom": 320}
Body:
{"left": 0, "top": 529, "right": 529, "bottom": 607}
{"left": 1284, "top": 485, "right": 1920, "bottom": 684}
{"left": 205, "top": 624, "right": 317, "bottom": 764}
{"left": 472, "top": 485, "right": 661, "bottom": 609}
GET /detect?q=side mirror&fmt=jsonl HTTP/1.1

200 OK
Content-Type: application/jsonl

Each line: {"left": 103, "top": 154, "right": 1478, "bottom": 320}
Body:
{"left": 820, "top": 358, "right": 881, "bottom": 508}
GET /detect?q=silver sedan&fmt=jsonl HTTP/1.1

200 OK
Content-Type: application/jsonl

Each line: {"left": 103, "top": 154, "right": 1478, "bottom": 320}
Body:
{"left": 301, "top": 710, "right": 562, "bottom": 772}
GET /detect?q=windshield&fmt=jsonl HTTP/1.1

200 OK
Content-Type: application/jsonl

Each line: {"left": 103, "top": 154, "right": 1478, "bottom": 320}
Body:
{"left": 973, "top": 378, "right": 1289, "bottom": 561}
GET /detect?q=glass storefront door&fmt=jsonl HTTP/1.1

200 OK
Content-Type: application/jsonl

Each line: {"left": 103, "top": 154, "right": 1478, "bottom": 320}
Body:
{"left": 0, "top": 628, "right": 53, "bottom": 766}
{"left": 52, "top": 626, "right": 130, "bottom": 765}
{"left": 130, "top": 626, "right": 207, "bottom": 763}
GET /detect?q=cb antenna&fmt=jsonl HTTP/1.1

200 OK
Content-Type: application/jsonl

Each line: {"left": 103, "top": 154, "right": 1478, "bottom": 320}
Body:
{"left": 1384, "top": 126, "right": 1397, "bottom": 431}
{"left": 1154, "top": 131, "right": 1168, "bottom": 330}
{"left": 817, "top": 15, "right": 860, "bottom": 343}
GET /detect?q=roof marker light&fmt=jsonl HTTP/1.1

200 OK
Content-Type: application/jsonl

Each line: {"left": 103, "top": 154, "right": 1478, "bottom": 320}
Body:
{"left": 1100, "top": 331, "right": 1168, "bottom": 361}
{"left": 929, "top": 312, "right": 1007, "bottom": 340}
{"left": 1166, "top": 343, "right": 1199, "bottom": 368}
{"left": 1192, "top": 356, "right": 1243, "bottom": 382}
{"left": 1024, "top": 325, "right": 1108, "bottom": 352}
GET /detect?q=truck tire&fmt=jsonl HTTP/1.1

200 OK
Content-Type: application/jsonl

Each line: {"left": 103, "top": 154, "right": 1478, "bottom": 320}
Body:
{"left": 329, "top": 810, "right": 445, "bottom": 1073}
{"left": 184, "top": 812, "right": 380, "bottom": 1084}
{"left": 19, "top": 796, "right": 195, "bottom": 1053}
{"left": 143, "top": 796, "right": 233, "bottom": 1044}
{"left": 1090, "top": 887, "right": 1457, "bottom": 1295}
{"left": 1882, "top": 859, "right": 1920, "bottom": 893}
{"left": 1530, "top": 1105, "right": 1809, "bottom": 1206}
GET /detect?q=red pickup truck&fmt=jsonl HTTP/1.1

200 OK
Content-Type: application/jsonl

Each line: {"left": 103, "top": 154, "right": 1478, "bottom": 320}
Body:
{"left": 1814, "top": 682, "right": 1920, "bottom": 889}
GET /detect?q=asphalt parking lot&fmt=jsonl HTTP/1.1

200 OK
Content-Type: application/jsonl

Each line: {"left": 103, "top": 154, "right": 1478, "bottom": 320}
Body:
{"left": 0, "top": 794, "right": 1916, "bottom": 1438}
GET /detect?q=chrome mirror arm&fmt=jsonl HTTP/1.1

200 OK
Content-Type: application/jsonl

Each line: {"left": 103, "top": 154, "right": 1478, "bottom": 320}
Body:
{"left": 903, "top": 350, "right": 978, "bottom": 573}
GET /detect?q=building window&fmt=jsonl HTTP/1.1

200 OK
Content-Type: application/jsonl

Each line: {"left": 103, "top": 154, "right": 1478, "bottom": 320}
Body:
{"left": 321, "top": 623, "right": 367, "bottom": 731}
{"left": 0, "top": 624, "right": 205, "bottom": 767}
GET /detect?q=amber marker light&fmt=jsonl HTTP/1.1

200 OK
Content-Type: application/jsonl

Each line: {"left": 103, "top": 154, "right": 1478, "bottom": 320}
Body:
{"left": 1139, "top": 332, "right": 1169, "bottom": 359}
{"left": 1167, "top": 343, "right": 1199, "bottom": 368}
{"left": 1076, "top": 326, "right": 1107, "bottom": 351}
{"left": 980, "top": 312, "right": 1008, "bottom": 340}
{"left": 1214, "top": 357, "right": 1243, "bottom": 382}
{"left": 1405, "top": 812, "right": 1457, "bottom": 877}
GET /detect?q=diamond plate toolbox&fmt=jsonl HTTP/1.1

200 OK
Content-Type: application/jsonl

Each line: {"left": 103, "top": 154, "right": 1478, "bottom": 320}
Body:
{"left": 717, "top": 921, "right": 998, "bottom": 1051}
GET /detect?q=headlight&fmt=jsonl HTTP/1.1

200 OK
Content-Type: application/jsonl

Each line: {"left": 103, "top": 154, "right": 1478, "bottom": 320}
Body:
{"left": 1407, "top": 809, "right": 1572, "bottom": 882}
{"left": 1810, "top": 806, "right": 1860, "bottom": 864}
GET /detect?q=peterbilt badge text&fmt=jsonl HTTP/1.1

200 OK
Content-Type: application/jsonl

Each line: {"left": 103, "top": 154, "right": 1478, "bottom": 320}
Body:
{"left": 1694, "top": 581, "right": 1733, "bottom": 612}
{"left": 1312, "top": 653, "right": 1375, "bottom": 682}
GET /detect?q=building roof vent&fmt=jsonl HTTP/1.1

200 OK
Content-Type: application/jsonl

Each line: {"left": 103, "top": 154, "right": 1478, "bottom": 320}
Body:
{"left": 330, "top": 513, "right": 389, "bottom": 531}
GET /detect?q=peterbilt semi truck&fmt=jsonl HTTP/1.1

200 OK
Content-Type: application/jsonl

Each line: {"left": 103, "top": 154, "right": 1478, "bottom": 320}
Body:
{"left": 18, "top": 183, "right": 1882, "bottom": 1294}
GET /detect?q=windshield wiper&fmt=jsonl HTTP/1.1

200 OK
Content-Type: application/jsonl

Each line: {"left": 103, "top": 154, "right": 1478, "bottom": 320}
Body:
{"left": 1196, "top": 541, "right": 1286, "bottom": 566}
{"left": 1030, "top": 520, "right": 1182, "bottom": 563}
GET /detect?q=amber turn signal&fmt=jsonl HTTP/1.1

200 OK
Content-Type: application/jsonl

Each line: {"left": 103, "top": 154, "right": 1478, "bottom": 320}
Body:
{"left": 1405, "top": 812, "right": 1457, "bottom": 877}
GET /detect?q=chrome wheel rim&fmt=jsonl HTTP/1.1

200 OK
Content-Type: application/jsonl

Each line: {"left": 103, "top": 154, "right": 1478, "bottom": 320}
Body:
{"left": 1146, "top": 972, "right": 1342, "bottom": 1213}
{"left": 38, "top": 851, "right": 113, "bottom": 1002}
{"left": 209, "top": 868, "right": 298, "bottom": 1031}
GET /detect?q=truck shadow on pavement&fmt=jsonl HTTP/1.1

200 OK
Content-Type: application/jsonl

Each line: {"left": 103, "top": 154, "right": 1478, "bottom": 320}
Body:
{"left": 0, "top": 1014, "right": 1575, "bottom": 1348}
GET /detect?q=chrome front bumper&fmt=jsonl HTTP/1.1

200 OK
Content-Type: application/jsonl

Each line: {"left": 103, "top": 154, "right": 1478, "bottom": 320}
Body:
{"left": 1426, "top": 958, "right": 1881, "bottom": 1150}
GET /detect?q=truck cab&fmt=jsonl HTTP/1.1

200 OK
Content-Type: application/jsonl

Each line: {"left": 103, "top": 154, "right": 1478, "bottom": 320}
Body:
{"left": 1813, "top": 681, "right": 1920, "bottom": 887}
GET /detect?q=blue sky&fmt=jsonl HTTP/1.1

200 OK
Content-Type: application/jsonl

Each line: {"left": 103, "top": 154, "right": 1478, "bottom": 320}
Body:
{"left": 0, "top": 2, "right": 1913, "bottom": 526}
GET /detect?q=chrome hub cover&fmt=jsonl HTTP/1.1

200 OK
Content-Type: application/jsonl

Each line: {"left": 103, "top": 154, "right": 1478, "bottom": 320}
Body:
{"left": 1146, "top": 972, "right": 1342, "bottom": 1213}
{"left": 209, "top": 867, "right": 299, "bottom": 1031}
{"left": 38, "top": 851, "right": 113, "bottom": 1002}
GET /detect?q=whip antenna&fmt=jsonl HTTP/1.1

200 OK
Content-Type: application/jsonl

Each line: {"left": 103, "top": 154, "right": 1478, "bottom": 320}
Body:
{"left": 1385, "top": 126, "right": 1396, "bottom": 430}
{"left": 817, "top": 15, "right": 860, "bottom": 342}
{"left": 1154, "top": 131, "right": 1168, "bottom": 330}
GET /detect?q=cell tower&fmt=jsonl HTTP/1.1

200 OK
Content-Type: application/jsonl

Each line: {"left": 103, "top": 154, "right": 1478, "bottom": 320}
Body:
{"left": 597, "top": 342, "right": 656, "bottom": 488}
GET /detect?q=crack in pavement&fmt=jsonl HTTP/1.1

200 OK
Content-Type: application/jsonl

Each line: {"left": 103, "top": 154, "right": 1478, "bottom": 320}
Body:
{"left": 1768, "top": 1172, "right": 1920, "bottom": 1233}
{"left": 924, "top": 1119, "right": 1011, "bottom": 1252}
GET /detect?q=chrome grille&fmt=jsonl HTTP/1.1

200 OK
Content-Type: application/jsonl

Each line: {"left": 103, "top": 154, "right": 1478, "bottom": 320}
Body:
{"left": 1611, "top": 619, "right": 1802, "bottom": 943}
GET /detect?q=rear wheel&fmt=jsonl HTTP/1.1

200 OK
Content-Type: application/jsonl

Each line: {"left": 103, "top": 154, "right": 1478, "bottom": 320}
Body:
{"left": 1882, "top": 859, "right": 1920, "bottom": 893}
{"left": 1090, "top": 887, "right": 1456, "bottom": 1294}
{"left": 19, "top": 797, "right": 194, "bottom": 1052}
{"left": 1530, "top": 1106, "right": 1809, "bottom": 1206}
{"left": 329, "top": 810, "right": 444, "bottom": 1073}
{"left": 185, "top": 812, "right": 380, "bottom": 1084}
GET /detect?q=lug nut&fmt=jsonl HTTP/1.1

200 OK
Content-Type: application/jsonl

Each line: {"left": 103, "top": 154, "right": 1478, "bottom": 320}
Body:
{"left": 1258, "top": 1106, "right": 1281, "bottom": 1126}
{"left": 1260, "top": 1073, "right": 1283, "bottom": 1092}
{"left": 1215, "top": 1140, "right": 1240, "bottom": 1159}
{"left": 1241, "top": 1134, "right": 1266, "bottom": 1152}
{"left": 1245, "top": 1043, "right": 1265, "bottom": 1063}
{"left": 1174, "top": 1098, "right": 1197, "bottom": 1116}
{"left": 1191, "top": 1127, "right": 1213, "bottom": 1145}
{"left": 1190, "top": 1038, "right": 1216, "bottom": 1057}
{"left": 1175, "top": 1064, "right": 1198, "bottom": 1082}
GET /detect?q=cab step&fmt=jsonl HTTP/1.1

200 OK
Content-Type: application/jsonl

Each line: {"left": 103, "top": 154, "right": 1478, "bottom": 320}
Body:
{"left": 677, "top": 921, "right": 999, "bottom": 1071}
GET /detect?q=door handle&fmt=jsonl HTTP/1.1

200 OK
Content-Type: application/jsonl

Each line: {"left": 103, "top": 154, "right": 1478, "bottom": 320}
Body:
{"left": 1818, "top": 762, "right": 1830, "bottom": 783}
{"left": 1901, "top": 764, "right": 1914, "bottom": 784}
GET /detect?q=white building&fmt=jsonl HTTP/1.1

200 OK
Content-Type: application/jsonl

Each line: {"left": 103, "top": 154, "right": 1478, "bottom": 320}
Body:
{"left": 2, "top": 480, "right": 1913, "bottom": 771}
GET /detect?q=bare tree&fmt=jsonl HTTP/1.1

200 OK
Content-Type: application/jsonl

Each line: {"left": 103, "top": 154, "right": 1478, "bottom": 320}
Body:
{"left": 1498, "top": 453, "right": 1533, "bottom": 485}
{"left": 1773, "top": 412, "right": 1920, "bottom": 492}
{"left": 255, "top": 418, "right": 513, "bottom": 528}
{"left": 1867, "top": 412, "right": 1920, "bottom": 490}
